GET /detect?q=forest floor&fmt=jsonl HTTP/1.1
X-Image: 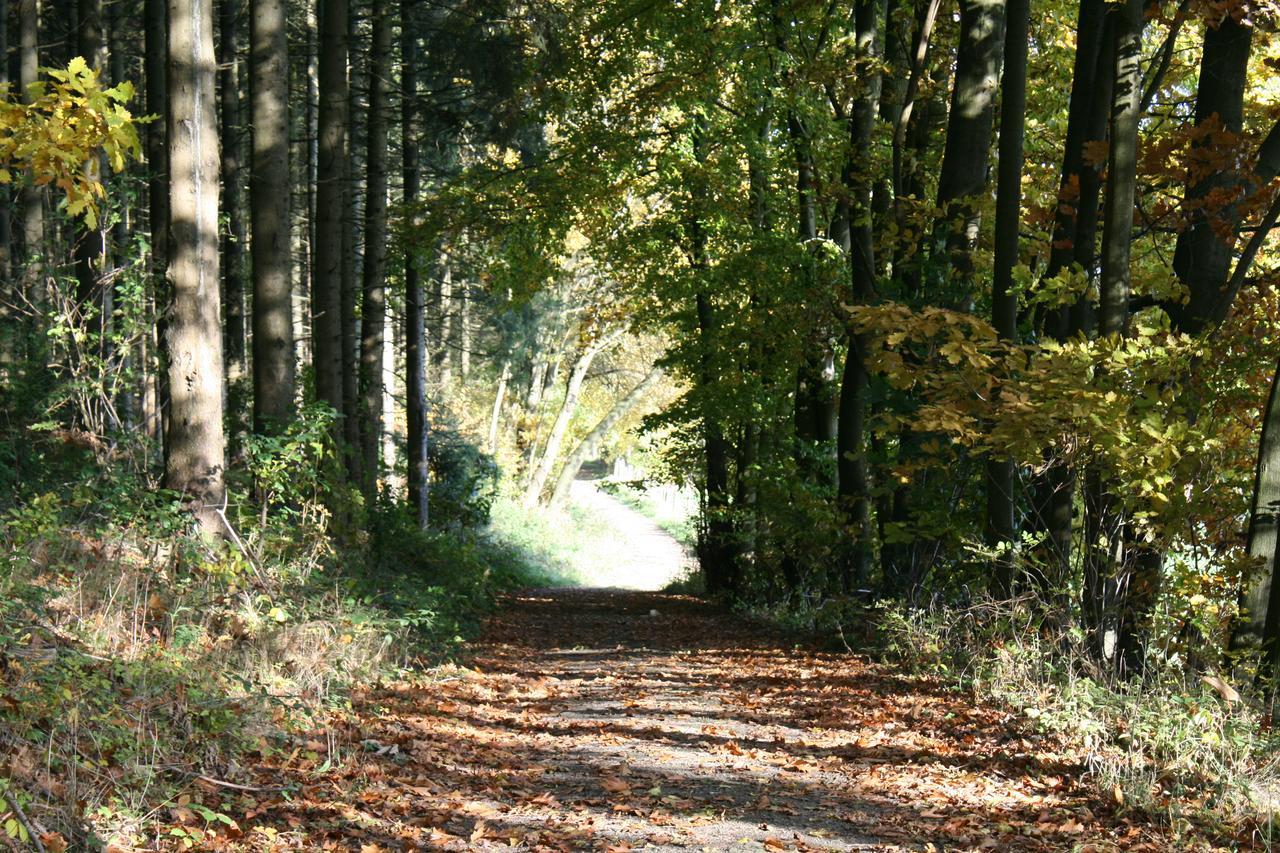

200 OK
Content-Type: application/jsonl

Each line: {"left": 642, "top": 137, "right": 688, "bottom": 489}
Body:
{"left": 208, "top": 587, "right": 1248, "bottom": 852}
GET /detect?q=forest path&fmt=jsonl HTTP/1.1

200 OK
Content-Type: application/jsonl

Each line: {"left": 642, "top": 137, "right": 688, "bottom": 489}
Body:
{"left": 566, "top": 479, "right": 693, "bottom": 590}
{"left": 234, "top": 589, "right": 1192, "bottom": 851}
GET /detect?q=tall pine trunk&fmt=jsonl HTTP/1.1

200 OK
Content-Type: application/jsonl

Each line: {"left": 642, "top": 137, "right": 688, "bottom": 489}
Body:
{"left": 313, "top": 0, "right": 349, "bottom": 421}
{"left": 249, "top": 0, "right": 294, "bottom": 431}
{"left": 358, "top": 0, "right": 391, "bottom": 501}
{"left": 402, "top": 0, "right": 429, "bottom": 528}
{"left": 165, "top": 0, "right": 226, "bottom": 534}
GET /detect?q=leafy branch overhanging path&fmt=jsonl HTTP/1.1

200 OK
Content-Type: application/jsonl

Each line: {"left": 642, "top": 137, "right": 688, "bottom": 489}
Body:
{"left": 228, "top": 588, "right": 1213, "bottom": 851}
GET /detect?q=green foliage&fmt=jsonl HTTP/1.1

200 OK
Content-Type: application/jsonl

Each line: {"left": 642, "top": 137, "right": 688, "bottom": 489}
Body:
{"left": 0, "top": 58, "right": 143, "bottom": 227}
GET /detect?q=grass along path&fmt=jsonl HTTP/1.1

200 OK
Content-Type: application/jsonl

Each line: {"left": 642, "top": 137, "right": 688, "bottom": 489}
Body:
{"left": 203, "top": 588, "right": 1245, "bottom": 851}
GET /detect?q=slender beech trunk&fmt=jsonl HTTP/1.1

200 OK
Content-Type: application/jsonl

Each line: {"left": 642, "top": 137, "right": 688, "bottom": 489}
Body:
{"left": 984, "top": 0, "right": 1029, "bottom": 596}
{"left": 402, "top": 0, "right": 429, "bottom": 528}
{"left": 836, "top": 0, "right": 886, "bottom": 591}
{"left": 1085, "top": 0, "right": 1144, "bottom": 672}
{"left": 488, "top": 359, "right": 511, "bottom": 455}
{"left": 358, "top": 0, "right": 391, "bottom": 502}
{"left": 523, "top": 336, "right": 615, "bottom": 506}
{"left": 934, "top": 0, "right": 1006, "bottom": 304}
{"left": 549, "top": 368, "right": 663, "bottom": 509}
{"left": 1029, "top": 0, "right": 1107, "bottom": 594}
{"left": 165, "top": 0, "right": 226, "bottom": 534}
{"left": 313, "top": 0, "right": 348, "bottom": 422}
{"left": 249, "top": 0, "right": 294, "bottom": 431}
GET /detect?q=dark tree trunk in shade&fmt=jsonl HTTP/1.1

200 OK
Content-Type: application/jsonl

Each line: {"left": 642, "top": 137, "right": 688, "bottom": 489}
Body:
{"left": 358, "top": 0, "right": 391, "bottom": 502}
{"left": 145, "top": 0, "right": 168, "bottom": 443}
{"left": 165, "top": 0, "right": 226, "bottom": 534}
{"left": 984, "top": 0, "right": 1029, "bottom": 596}
{"left": 249, "top": 0, "right": 294, "bottom": 431}
{"left": 1168, "top": 15, "right": 1253, "bottom": 335}
{"left": 836, "top": 0, "right": 886, "bottom": 591}
{"left": 312, "top": 0, "right": 349, "bottom": 424}
{"left": 403, "top": 0, "right": 429, "bottom": 529}
{"left": 218, "top": 0, "right": 247, "bottom": 393}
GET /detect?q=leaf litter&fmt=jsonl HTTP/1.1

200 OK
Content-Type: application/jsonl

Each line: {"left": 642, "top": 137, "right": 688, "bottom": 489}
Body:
{"left": 165, "top": 588, "right": 1250, "bottom": 851}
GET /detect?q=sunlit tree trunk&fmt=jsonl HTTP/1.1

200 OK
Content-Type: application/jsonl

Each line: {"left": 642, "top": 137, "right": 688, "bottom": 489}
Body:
{"left": 1084, "top": 0, "right": 1144, "bottom": 673}
{"left": 524, "top": 334, "right": 616, "bottom": 506}
{"left": 934, "top": 0, "right": 1005, "bottom": 305}
{"left": 549, "top": 367, "right": 662, "bottom": 510}
{"left": 165, "top": 0, "right": 226, "bottom": 534}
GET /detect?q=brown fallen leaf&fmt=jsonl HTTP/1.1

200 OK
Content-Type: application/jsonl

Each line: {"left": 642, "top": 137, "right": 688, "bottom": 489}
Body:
{"left": 602, "top": 776, "right": 631, "bottom": 793}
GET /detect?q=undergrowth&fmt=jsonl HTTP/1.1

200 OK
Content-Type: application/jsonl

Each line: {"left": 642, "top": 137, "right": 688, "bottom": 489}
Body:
{"left": 864, "top": 597, "right": 1280, "bottom": 845}
{"left": 0, "top": 409, "right": 553, "bottom": 850}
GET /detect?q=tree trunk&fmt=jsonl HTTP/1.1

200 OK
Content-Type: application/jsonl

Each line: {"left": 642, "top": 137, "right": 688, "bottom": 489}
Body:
{"left": 144, "top": 0, "right": 167, "bottom": 442}
{"left": 18, "top": 0, "right": 44, "bottom": 315}
{"left": 358, "top": 0, "right": 391, "bottom": 502}
{"left": 934, "top": 0, "right": 1006, "bottom": 304}
{"left": 984, "top": 0, "right": 1029, "bottom": 596}
{"left": 549, "top": 368, "right": 663, "bottom": 509}
{"left": 249, "top": 0, "right": 294, "bottom": 432}
{"left": 312, "top": 0, "right": 348, "bottom": 420}
{"left": 340, "top": 0, "right": 362, "bottom": 475}
{"left": 523, "top": 335, "right": 615, "bottom": 506}
{"left": 402, "top": 0, "right": 428, "bottom": 528}
{"left": 1085, "top": 0, "right": 1145, "bottom": 672}
{"left": 165, "top": 0, "right": 226, "bottom": 534}
{"left": 1236, "top": 360, "right": 1280, "bottom": 681}
{"left": 1168, "top": 14, "right": 1253, "bottom": 335}
{"left": 836, "top": 0, "right": 886, "bottom": 591}
{"left": 218, "top": 0, "right": 247, "bottom": 445}
{"left": 488, "top": 359, "right": 511, "bottom": 455}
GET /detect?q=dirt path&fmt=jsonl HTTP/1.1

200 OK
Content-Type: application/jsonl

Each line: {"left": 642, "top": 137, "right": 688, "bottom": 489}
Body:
{"left": 567, "top": 480, "right": 693, "bottom": 590}
{"left": 229, "top": 589, "right": 1220, "bottom": 851}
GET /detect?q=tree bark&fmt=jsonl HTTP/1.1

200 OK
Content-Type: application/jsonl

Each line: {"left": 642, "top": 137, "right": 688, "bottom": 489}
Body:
{"left": 165, "top": 0, "right": 226, "bottom": 534}
{"left": 403, "top": 0, "right": 428, "bottom": 528}
{"left": 1168, "top": 13, "right": 1253, "bottom": 336}
{"left": 18, "top": 0, "right": 44, "bottom": 312}
{"left": 549, "top": 367, "right": 663, "bottom": 509}
{"left": 358, "top": 0, "right": 391, "bottom": 501}
{"left": 144, "top": 0, "right": 168, "bottom": 442}
{"left": 1085, "top": 0, "right": 1145, "bottom": 673}
{"left": 218, "top": 0, "right": 247, "bottom": 393}
{"left": 984, "top": 0, "right": 1029, "bottom": 596}
{"left": 312, "top": 0, "right": 348, "bottom": 420}
{"left": 249, "top": 0, "right": 294, "bottom": 431}
{"left": 523, "top": 334, "right": 616, "bottom": 506}
{"left": 488, "top": 359, "right": 511, "bottom": 455}
{"left": 935, "top": 0, "right": 1006, "bottom": 304}
{"left": 836, "top": 0, "right": 886, "bottom": 591}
